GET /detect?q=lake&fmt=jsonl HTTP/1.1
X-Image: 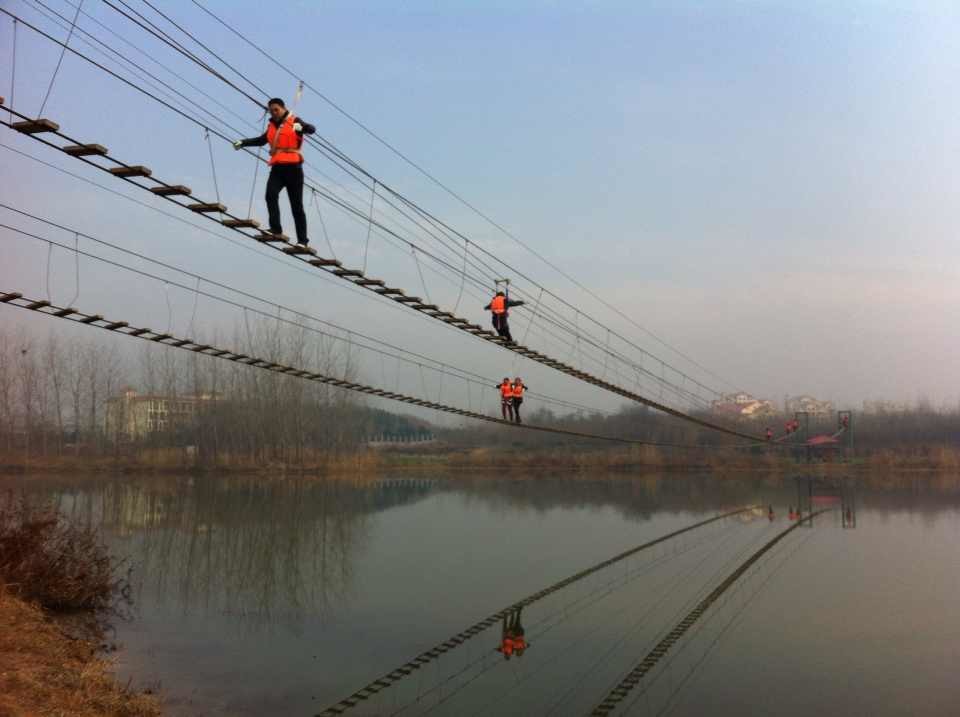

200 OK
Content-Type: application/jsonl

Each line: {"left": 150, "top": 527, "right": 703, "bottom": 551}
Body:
{"left": 5, "top": 471, "right": 960, "bottom": 716}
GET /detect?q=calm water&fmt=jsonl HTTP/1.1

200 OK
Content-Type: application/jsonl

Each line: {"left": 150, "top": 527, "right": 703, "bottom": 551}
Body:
{"left": 6, "top": 472, "right": 960, "bottom": 716}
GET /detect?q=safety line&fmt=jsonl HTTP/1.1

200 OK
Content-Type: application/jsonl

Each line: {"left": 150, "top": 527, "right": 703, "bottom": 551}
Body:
{"left": 586, "top": 509, "right": 828, "bottom": 717}
{"left": 0, "top": 103, "right": 762, "bottom": 441}
{"left": 313, "top": 507, "right": 757, "bottom": 717}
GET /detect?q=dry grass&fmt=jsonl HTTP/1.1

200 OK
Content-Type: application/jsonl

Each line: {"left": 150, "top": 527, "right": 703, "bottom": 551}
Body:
{"left": 0, "top": 588, "right": 160, "bottom": 717}
{"left": 0, "top": 494, "right": 129, "bottom": 613}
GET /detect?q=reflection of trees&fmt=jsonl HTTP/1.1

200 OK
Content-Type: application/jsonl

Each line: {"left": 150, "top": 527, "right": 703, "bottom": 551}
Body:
{"left": 440, "top": 472, "right": 960, "bottom": 521}
{"left": 9, "top": 476, "right": 435, "bottom": 632}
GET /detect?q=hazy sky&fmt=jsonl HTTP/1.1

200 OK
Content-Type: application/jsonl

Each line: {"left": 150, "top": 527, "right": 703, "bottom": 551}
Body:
{"left": 2, "top": 0, "right": 959, "bottom": 419}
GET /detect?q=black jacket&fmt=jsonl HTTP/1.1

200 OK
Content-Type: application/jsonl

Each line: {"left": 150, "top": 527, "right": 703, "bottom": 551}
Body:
{"left": 238, "top": 111, "right": 316, "bottom": 149}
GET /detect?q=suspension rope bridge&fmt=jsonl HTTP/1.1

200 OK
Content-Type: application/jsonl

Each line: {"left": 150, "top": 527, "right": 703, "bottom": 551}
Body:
{"left": 1, "top": 3, "right": 731, "bottom": 412}
{"left": 0, "top": 102, "right": 762, "bottom": 442}
{"left": 0, "top": 290, "right": 775, "bottom": 450}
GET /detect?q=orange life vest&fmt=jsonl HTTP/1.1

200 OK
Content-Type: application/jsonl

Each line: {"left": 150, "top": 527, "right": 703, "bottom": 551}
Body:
{"left": 490, "top": 295, "right": 506, "bottom": 315}
{"left": 267, "top": 113, "right": 303, "bottom": 165}
{"left": 500, "top": 637, "right": 514, "bottom": 656}
{"left": 499, "top": 382, "right": 513, "bottom": 399}
{"left": 512, "top": 382, "right": 525, "bottom": 398}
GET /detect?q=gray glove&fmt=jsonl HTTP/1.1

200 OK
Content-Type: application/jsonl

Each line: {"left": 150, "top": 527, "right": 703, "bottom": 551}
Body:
{"left": 232, "top": 140, "right": 243, "bottom": 150}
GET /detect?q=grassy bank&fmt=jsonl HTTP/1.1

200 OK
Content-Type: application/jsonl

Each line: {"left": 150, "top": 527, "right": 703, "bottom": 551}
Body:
{"left": 0, "top": 496, "right": 159, "bottom": 716}
{"left": 5, "top": 443, "right": 960, "bottom": 477}
{"left": 0, "top": 589, "right": 159, "bottom": 717}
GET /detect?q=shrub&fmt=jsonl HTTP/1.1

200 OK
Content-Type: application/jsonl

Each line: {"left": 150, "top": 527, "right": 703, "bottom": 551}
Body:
{"left": 0, "top": 493, "right": 130, "bottom": 613}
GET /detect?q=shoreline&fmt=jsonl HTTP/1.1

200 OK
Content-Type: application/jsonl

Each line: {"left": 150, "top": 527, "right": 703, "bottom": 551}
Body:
{"left": 0, "top": 589, "right": 159, "bottom": 717}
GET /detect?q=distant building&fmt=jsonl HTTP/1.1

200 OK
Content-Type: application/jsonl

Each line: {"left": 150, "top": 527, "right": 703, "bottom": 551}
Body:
{"left": 712, "top": 393, "right": 776, "bottom": 419}
{"left": 786, "top": 395, "right": 833, "bottom": 416}
{"left": 105, "top": 387, "right": 219, "bottom": 440}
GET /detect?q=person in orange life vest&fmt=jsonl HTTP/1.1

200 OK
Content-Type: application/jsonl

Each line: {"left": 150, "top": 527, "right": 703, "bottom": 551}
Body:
{"left": 497, "top": 378, "right": 515, "bottom": 422}
{"left": 497, "top": 613, "right": 516, "bottom": 660}
{"left": 483, "top": 291, "right": 525, "bottom": 343}
{"left": 511, "top": 378, "right": 527, "bottom": 424}
{"left": 234, "top": 98, "right": 316, "bottom": 245}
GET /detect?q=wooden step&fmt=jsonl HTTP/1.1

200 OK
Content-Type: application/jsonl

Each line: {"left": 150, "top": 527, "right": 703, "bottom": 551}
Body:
{"left": 0, "top": 292, "right": 22, "bottom": 303}
{"left": 12, "top": 119, "right": 59, "bottom": 134}
{"left": 150, "top": 185, "right": 192, "bottom": 196}
{"left": 396, "top": 296, "right": 421, "bottom": 303}
{"left": 221, "top": 218, "right": 260, "bottom": 229}
{"left": 309, "top": 258, "right": 341, "bottom": 267}
{"left": 333, "top": 268, "right": 364, "bottom": 278}
{"left": 355, "top": 278, "right": 385, "bottom": 287}
{"left": 109, "top": 165, "right": 151, "bottom": 178}
{"left": 412, "top": 303, "right": 438, "bottom": 311}
{"left": 375, "top": 286, "right": 403, "bottom": 295}
{"left": 257, "top": 232, "right": 289, "bottom": 243}
{"left": 63, "top": 143, "right": 108, "bottom": 157}
{"left": 283, "top": 244, "right": 316, "bottom": 256}
{"left": 188, "top": 202, "right": 226, "bottom": 213}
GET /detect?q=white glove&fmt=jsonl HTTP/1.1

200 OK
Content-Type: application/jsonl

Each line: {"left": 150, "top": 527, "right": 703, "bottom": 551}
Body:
{"left": 293, "top": 122, "right": 303, "bottom": 134}
{"left": 232, "top": 140, "right": 242, "bottom": 150}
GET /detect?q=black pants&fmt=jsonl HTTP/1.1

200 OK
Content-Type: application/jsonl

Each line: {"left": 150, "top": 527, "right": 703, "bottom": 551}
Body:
{"left": 501, "top": 399, "right": 514, "bottom": 422}
{"left": 492, "top": 314, "right": 513, "bottom": 342}
{"left": 512, "top": 398, "right": 523, "bottom": 423}
{"left": 265, "top": 163, "right": 307, "bottom": 243}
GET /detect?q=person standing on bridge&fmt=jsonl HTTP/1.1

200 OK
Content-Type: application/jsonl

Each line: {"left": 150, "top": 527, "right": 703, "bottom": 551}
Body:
{"left": 233, "top": 98, "right": 316, "bottom": 246}
{"left": 484, "top": 291, "right": 524, "bottom": 343}
{"left": 511, "top": 377, "right": 527, "bottom": 424}
{"left": 497, "top": 378, "right": 515, "bottom": 421}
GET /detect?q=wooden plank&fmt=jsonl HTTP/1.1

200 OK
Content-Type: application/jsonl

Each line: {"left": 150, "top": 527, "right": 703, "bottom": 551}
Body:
{"left": 221, "top": 218, "right": 260, "bottom": 228}
{"left": 188, "top": 202, "right": 226, "bottom": 213}
{"left": 375, "top": 286, "right": 403, "bottom": 294}
{"left": 355, "top": 279, "right": 385, "bottom": 287}
{"left": 62, "top": 143, "right": 108, "bottom": 157}
{"left": 52, "top": 307, "right": 76, "bottom": 317}
{"left": 396, "top": 296, "right": 421, "bottom": 303}
{"left": 257, "top": 231, "right": 289, "bottom": 243}
{"left": 0, "top": 292, "right": 23, "bottom": 303}
{"left": 12, "top": 119, "right": 60, "bottom": 134}
{"left": 26, "top": 300, "right": 50, "bottom": 310}
{"left": 283, "top": 244, "right": 316, "bottom": 256}
{"left": 309, "top": 258, "right": 342, "bottom": 267}
{"left": 109, "top": 165, "right": 152, "bottom": 178}
{"left": 150, "top": 185, "right": 192, "bottom": 196}
{"left": 333, "top": 268, "right": 364, "bottom": 278}
{"left": 79, "top": 314, "right": 103, "bottom": 324}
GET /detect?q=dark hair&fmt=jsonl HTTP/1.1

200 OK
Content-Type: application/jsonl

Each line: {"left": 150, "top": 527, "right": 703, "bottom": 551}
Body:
{"left": 267, "top": 98, "right": 285, "bottom": 108}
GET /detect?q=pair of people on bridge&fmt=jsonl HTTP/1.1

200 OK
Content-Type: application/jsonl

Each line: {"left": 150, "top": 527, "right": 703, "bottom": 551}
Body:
{"left": 497, "top": 378, "right": 527, "bottom": 423}
{"left": 496, "top": 608, "right": 528, "bottom": 660}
